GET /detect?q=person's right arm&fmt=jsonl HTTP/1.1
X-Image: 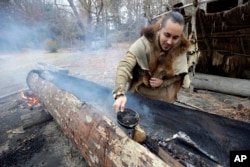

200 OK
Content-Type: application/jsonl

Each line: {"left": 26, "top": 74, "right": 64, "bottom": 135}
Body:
{"left": 113, "top": 52, "right": 137, "bottom": 112}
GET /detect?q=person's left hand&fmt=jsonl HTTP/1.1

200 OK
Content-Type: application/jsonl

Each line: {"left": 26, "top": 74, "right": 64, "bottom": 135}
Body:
{"left": 149, "top": 77, "right": 163, "bottom": 88}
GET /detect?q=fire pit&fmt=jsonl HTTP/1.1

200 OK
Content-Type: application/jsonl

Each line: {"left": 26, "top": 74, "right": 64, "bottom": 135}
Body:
{"left": 0, "top": 92, "right": 88, "bottom": 167}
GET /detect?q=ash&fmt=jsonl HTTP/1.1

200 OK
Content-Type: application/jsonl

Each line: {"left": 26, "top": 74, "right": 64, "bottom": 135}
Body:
{"left": 0, "top": 92, "right": 88, "bottom": 167}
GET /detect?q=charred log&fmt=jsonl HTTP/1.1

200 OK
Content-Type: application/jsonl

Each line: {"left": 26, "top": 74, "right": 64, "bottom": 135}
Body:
{"left": 26, "top": 70, "right": 250, "bottom": 167}
{"left": 21, "top": 109, "right": 53, "bottom": 129}
{"left": 26, "top": 71, "right": 168, "bottom": 167}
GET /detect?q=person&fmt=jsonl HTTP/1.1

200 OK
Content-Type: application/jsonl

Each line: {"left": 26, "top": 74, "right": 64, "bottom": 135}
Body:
{"left": 113, "top": 11, "right": 191, "bottom": 112}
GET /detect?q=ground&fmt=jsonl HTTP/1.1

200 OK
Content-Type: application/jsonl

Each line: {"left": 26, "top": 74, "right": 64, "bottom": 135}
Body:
{"left": 0, "top": 94, "right": 86, "bottom": 167}
{"left": 0, "top": 44, "right": 249, "bottom": 166}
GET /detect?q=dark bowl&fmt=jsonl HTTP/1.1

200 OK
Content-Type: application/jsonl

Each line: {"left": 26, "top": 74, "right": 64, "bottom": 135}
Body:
{"left": 117, "top": 108, "right": 139, "bottom": 128}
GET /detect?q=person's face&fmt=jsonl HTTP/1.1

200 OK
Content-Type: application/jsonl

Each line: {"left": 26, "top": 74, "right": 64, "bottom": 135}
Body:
{"left": 159, "top": 19, "right": 184, "bottom": 51}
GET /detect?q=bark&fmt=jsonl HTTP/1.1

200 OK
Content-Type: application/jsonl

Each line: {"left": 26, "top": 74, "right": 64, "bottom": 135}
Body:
{"left": 190, "top": 73, "right": 250, "bottom": 97}
{"left": 26, "top": 71, "right": 168, "bottom": 167}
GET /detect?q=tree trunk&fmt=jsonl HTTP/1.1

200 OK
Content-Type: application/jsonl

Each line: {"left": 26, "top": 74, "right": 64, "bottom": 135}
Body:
{"left": 190, "top": 73, "right": 250, "bottom": 97}
{"left": 26, "top": 71, "right": 168, "bottom": 167}
{"left": 67, "top": 0, "right": 85, "bottom": 33}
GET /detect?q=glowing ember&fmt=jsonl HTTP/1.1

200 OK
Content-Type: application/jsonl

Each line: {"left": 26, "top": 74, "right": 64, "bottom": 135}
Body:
{"left": 20, "top": 91, "right": 39, "bottom": 107}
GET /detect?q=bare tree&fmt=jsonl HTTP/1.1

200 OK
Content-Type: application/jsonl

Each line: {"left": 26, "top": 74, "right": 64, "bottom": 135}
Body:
{"left": 0, "top": 0, "right": 196, "bottom": 52}
{"left": 67, "top": 0, "right": 85, "bottom": 34}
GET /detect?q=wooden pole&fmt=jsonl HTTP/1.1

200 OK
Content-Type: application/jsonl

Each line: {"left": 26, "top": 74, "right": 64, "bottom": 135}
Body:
{"left": 152, "top": 0, "right": 220, "bottom": 19}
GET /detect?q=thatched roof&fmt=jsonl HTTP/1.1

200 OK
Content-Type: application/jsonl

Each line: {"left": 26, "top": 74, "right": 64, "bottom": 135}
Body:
{"left": 195, "top": 1, "right": 250, "bottom": 79}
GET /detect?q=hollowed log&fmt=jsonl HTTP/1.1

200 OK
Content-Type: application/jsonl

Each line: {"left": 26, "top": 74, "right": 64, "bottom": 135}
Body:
{"left": 26, "top": 70, "right": 168, "bottom": 167}
{"left": 26, "top": 70, "right": 250, "bottom": 167}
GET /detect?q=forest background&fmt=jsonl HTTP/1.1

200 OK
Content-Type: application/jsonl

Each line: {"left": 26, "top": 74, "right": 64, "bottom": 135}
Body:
{"left": 0, "top": 0, "right": 195, "bottom": 52}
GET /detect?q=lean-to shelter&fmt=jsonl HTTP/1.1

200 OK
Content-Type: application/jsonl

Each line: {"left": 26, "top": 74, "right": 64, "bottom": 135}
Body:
{"left": 193, "top": 0, "right": 250, "bottom": 79}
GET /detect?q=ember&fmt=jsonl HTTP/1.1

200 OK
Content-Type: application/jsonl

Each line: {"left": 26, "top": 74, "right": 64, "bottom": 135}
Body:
{"left": 20, "top": 91, "right": 39, "bottom": 107}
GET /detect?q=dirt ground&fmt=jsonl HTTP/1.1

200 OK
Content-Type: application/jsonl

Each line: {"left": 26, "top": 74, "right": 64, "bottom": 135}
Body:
{"left": 0, "top": 44, "right": 250, "bottom": 166}
{"left": 0, "top": 93, "right": 87, "bottom": 167}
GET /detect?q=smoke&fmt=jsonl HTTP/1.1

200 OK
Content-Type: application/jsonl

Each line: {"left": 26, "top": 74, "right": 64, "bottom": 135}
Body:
{"left": 0, "top": 11, "right": 53, "bottom": 96}
{"left": 0, "top": 21, "right": 50, "bottom": 52}
{"left": 0, "top": 1, "right": 66, "bottom": 53}
{"left": 0, "top": 10, "right": 53, "bottom": 96}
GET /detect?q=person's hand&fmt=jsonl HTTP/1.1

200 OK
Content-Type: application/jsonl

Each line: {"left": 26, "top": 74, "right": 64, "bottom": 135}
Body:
{"left": 113, "top": 95, "right": 127, "bottom": 113}
{"left": 149, "top": 77, "right": 163, "bottom": 88}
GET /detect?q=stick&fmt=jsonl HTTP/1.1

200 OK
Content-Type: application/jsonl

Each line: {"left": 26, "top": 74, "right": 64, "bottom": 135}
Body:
{"left": 175, "top": 100, "right": 205, "bottom": 111}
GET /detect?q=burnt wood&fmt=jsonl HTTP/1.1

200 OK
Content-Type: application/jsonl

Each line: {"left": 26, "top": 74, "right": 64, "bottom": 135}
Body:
{"left": 26, "top": 70, "right": 250, "bottom": 167}
{"left": 21, "top": 109, "right": 53, "bottom": 129}
{"left": 143, "top": 136, "right": 184, "bottom": 167}
{"left": 26, "top": 70, "right": 168, "bottom": 167}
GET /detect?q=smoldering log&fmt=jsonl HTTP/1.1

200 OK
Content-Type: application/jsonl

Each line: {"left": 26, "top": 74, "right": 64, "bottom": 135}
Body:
{"left": 190, "top": 73, "right": 250, "bottom": 97}
{"left": 26, "top": 70, "right": 250, "bottom": 167}
{"left": 21, "top": 109, "right": 53, "bottom": 129}
{"left": 26, "top": 71, "right": 168, "bottom": 167}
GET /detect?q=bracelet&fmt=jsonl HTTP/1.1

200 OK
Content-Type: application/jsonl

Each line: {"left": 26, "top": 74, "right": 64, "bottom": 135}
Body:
{"left": 115, "top": 94, "right": 124, "bottom": 100}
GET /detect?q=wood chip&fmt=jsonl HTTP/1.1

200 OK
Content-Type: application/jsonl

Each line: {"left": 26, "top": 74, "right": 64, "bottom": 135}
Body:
{"left": 7, "top": 127, "right": 25, "bottom": 134}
